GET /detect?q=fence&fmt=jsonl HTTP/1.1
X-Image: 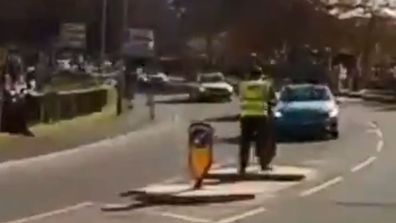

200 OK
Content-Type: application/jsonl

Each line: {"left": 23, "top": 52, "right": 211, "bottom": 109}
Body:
{"left": 27, "top": 86, "right": 110, "bottom": 125}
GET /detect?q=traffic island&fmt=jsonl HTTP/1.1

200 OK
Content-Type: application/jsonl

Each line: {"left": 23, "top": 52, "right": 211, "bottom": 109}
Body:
{"left": 103, "top": 165, "right": 312, "bottom": 212}
{"left": 206, "top": 165, "right": 308, "bottom": 182}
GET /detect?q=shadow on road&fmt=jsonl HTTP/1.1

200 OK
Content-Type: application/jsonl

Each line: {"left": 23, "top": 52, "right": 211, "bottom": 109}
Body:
{"left": 155, "top": 98, "right": 193, "bottom": 104}
{"left": 205, "top": 172, "right": 305, "bottom": 184}
{"left": 216, "top": 135, "right": 329, "bottom": 145}
{"left": 362, "top": 101, "right": 396, "bottom": 112}
{"left": 277, "top": 135, "right": 330, "bottom": 143}
{"left": 205, "top": 114, "right": 240, "bottom": 123}
{"left": 336, "top": 201, "right": 396, "bottom": 208}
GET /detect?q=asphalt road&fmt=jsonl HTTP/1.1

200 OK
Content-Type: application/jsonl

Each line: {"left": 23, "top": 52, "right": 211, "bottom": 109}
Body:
{"left": 1, "top": 97, "right": 395, "bottom": 223}
{"left": 245, "top": 101, "right": 396, "bottom": 223}
{"left": 0, "top": 95, "right": 239, "bottom": 222}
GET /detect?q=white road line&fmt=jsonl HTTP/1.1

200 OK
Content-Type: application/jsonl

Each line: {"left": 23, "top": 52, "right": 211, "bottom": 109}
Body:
{"left": 160, "top": 176, "right": 182, "bottom": 184}
{"left": 216, "top": 207, "right": 266, "bottom": 223}
{"left": 375, "top": 129, "right": 384, "bottom": 140}
{"left": 158, "top": 162, "right": 226, "bottom": 184}
{"left": 3, "top": 202, "right": 93, "bottom": 223}
{"left": 366, "top": 129, "right": 377, "bottom": 134}
{"left": 159, "top": 212, "right": 211, "bottom": 223}
{"left": 369, "top": 121, "right": 378, "bottom": 129}
{"left": 0, "top": 121, "right": 174, "bottom": 171}
{"left": 377, "top": 140, "right": 384, "bottom": 153}
{"left": 300, "top": 176, "right": 343, "bottom": 197}
{"left": 172, "top": 114, "right": 180, "bottom": 123}
{"left": 351, "top": 156, "right": 377, "bottom": 173}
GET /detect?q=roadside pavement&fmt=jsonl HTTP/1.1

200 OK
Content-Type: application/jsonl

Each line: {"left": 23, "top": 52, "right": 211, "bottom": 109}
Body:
{"left": 339, "top": 89, "right": 396, "bottom": 102}
{"left": 0, "top": 94, "right": 154, "bottom": 163}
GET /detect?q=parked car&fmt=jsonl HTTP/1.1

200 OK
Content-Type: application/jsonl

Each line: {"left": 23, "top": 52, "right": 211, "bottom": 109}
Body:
{"left": 274, "top": 84, "right": 340, "bottom": 139}
{"left": 190, "top": 72, "right": 234, "bottom": 102}
{"left": 137, "top": 73, "right": 149, "bottom": 84}
{"left": 56, "top": 59, "right": 72, "bottom": 72}
{"left": 148, "top": 72, "right": 170, "bottom": 84}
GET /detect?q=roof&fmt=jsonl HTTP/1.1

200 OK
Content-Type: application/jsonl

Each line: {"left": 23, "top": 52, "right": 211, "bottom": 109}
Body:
{"left": 284, "top": 83, "right": 329, "bottom": 89}
{"left": 198, "top": 72, "right": 224, "bottom": 77}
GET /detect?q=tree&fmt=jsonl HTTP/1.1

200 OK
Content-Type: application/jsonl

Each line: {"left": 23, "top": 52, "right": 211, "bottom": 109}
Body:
{"left": 323, "top": 0, "right": 396, "bottom": 87}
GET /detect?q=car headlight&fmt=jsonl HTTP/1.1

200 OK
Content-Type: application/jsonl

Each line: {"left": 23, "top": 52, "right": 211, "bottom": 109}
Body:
{"left": 329, "top": 108, "right": 339, "bottom": 118}
{"left": 227, "top": 86, "right": 234, "bottom": 93}
{"left": 275, "top": 111, "right": 283, "bottom": 118}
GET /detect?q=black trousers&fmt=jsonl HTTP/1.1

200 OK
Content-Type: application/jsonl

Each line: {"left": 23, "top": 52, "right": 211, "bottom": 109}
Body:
{"left": 239, "top": 115, "right": 276, "bottom": 171}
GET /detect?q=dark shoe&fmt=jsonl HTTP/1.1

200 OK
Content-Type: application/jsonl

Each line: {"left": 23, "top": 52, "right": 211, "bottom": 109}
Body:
{"left": 261, "top": 165, "right": 273, "bottom": 172}
{"left": 238, "top": 168, "right": 246, "bottom": 176}
{"left": 22, "top": 130, "right": 35, "bottom": 137}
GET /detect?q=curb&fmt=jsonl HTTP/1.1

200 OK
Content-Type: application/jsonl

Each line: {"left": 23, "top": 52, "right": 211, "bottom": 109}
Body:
{"left": 134, "top": 192, "right": 255, "bottom": 205}
{"left": 115, "top": 172, "right": 305, "bottom": 207}
{"left": 362, "top": 95, "right": 396, "bottom": 103}
{"left": 337, "top": 91, "right": 363, "bottom": 98}
{"left": 338, "top": 90, "right": 396, "bottom": 103}
{"left": 101, "top": 193, "right": 255, "bottom": 212}
{"left": 205, "top": 172, "right": 306, "bottom": 182}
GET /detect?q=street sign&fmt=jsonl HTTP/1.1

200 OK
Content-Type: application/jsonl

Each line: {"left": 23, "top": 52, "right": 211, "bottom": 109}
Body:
{"left": 122, "top": 28, "right": 155, "bottom": 58}
{"left": 59, "top": 23, "right": 87, "bottom": 49}
{"left": 188, "top": 122, "right": 214, "bottom": 189}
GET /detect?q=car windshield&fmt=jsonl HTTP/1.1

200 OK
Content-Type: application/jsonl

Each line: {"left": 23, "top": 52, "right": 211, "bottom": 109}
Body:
{"left": 199, "top": 74, "right": 224, "bottom": 83}
{"left": 280, "top": 86, "right": 331, "bottom": 102}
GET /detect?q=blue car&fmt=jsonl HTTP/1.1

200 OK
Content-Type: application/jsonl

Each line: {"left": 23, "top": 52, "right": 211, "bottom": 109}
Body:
{"left": 274, "top": 84, "right": 340, "bottom": 139}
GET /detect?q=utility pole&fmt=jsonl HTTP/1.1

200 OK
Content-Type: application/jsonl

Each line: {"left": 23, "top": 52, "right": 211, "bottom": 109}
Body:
{"left": 123, "top": 0, "right": 129, "bottom": 36}
{"left": 100, "top": 0, "right": 108, "bottom": 68}
{"left": 360, "top": 15, "right": 377, "bottom": 89}
{"left": 116, "top": 0, "right": 129, "bottom": 115}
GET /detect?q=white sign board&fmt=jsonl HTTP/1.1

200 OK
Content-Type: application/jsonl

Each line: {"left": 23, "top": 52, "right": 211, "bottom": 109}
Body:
{"left": 122, "top": 28, "right": 155, "bottom": 58}
{"left": 60, "top": 23, "right": 87, "bottom": 49}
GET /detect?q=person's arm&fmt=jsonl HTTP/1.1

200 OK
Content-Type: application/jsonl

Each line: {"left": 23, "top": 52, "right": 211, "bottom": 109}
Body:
{"left": 268, "top": 84, "right": 276, "bottom": 107}
{"left": 238, "top": 82, "right": 244, "bottom": 99}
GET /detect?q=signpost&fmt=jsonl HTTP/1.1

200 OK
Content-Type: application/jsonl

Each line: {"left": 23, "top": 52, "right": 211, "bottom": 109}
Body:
{"left": 188, "top": 122, "right": 214, "bottom": 189}
{"left": 59, "top": 23, "right": 87, "bottom": 49}
{"left": 0, "top": 48, "right": 7, "bottom": 131}
{"left": 122, "top": 28, "right": 155, "bottom": 58}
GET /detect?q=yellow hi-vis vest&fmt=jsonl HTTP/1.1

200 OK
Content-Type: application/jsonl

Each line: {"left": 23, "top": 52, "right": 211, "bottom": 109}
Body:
{"left": 240, "top": 80, "right": 271, "bottom": 117}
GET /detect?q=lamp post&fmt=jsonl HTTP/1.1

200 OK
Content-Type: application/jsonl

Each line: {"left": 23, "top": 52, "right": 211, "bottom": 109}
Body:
{"left": 100, "top": 0, "right": 108, "bottom": 69}
{"left": 168, "top": 0, "right": 187, "bottom": 76}
{"left": 116, "top": 0, "right": 129, "bottom": 116}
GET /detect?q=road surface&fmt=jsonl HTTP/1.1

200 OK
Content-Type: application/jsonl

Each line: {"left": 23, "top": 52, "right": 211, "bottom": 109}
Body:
{"left": 1, "top": 97, "right": 395, "bottom": 223}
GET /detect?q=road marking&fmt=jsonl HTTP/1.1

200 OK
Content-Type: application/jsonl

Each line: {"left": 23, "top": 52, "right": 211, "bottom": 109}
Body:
{"left": 216, "top": 207, "right": 266, "bottom": 223}
{"left": 159, "top": 212, "right": 211, "bottom": 223}
{"left": 368, "top": 121, "right": 378, "bottom": 129}
{"left": 3, "top": 202, "right": 93, "bottom": 223}
{"left": 366, "top": 129, "right": 377, "bottom": 134}
{"left": 0, "top": 121, "right": 175, "bottom": 171}
{"left": 351, "top": 156, "right": 377, "bottom": 173}
{"left": 172, "top": 114, "right": 180, "bottom": 123}
{"left": 155, "top": 162, "right": 229, "bottom": 185}
{"left": 375, "top": 129, "right": 384, "bottom": 140}
{"left": 300, "top": 176, "right": 343, "bottom": 197}
{"left": 377, "top": 140, "right": 384, "bottom": 153}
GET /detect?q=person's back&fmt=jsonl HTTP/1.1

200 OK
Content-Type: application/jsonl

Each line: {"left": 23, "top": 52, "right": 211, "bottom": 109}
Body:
{"left": 238, "top": 66, "right": 276, "bottom": 174}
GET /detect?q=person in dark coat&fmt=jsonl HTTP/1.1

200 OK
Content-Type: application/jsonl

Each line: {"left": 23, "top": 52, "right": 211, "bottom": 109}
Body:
{"left": 1, "top": 67, "right": 34, "bottom": 136}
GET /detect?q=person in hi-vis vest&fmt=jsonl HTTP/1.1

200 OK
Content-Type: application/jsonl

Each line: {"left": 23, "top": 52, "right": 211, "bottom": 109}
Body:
{"left": 239, "top": 66, "right": 276, "bottom": 174}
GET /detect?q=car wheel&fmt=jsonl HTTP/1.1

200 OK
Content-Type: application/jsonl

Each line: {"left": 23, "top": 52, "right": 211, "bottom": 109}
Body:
{"left": 189, "top": 92, "right": 199, "bottom": 102}
{"left": 330, "top": 130, "right": 339, "bottom": 139}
